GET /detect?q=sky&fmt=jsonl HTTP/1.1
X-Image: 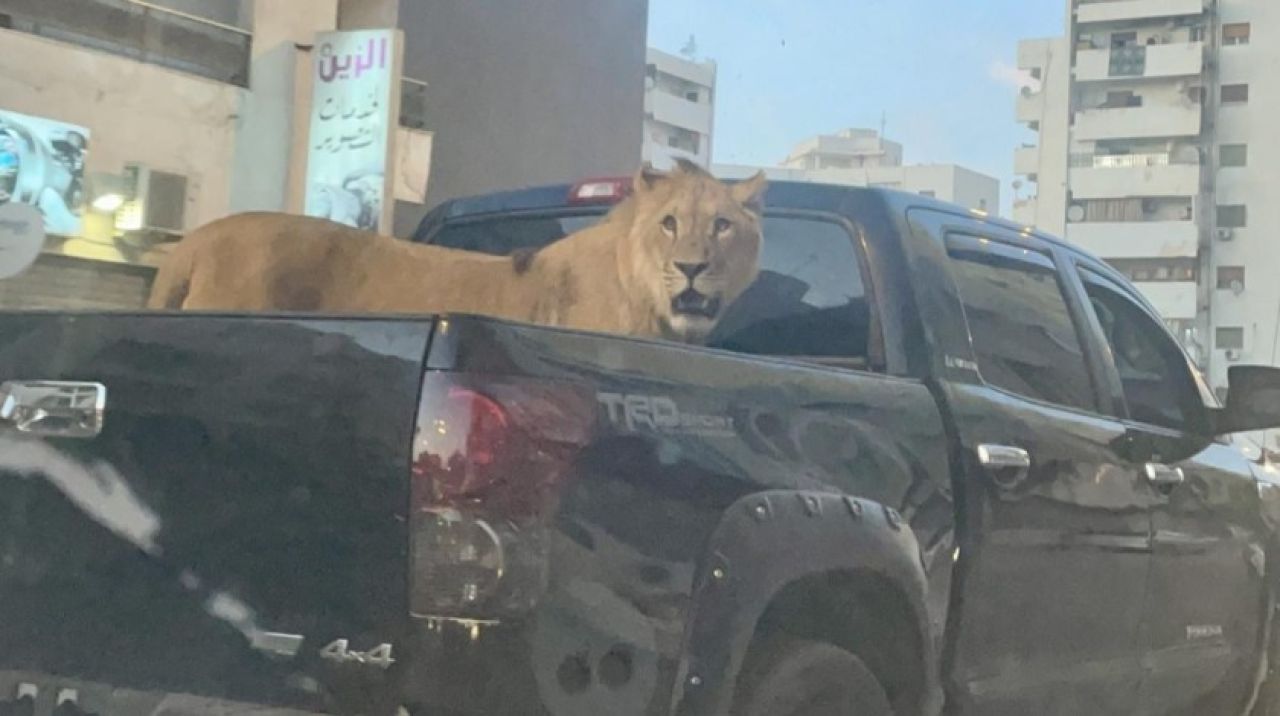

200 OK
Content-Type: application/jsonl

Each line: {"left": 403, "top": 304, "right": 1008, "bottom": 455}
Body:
{"left": 647, "top": 0, "right": 1067, "bottom": 215}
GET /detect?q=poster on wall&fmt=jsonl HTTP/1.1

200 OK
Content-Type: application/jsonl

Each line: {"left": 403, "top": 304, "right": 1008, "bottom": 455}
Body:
{"left": 303, "top": 29, "right": 404, "bottom": 235}
{"left": 0, "top": 109, "right": 89, "bottom": 237}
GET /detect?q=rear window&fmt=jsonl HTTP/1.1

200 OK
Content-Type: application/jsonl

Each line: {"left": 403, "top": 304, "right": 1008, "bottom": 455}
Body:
{"left": 435, "top": 211, "right": 878, "bottom": 368}
{"left": 430, "top": 214, "right": 603, "bottom": 254}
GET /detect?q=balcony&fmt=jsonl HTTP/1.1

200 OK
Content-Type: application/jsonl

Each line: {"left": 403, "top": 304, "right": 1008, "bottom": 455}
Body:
{"left": 1017, "top": 90, "right": 1045, "bottom": 125}
{"left": 1070, "top": 154, "right": 1200, "bottom": 199}
{"left": 1134, "top": 281, "right": 1197, "bottom": 320}
{"left": 1074, "top": 104, "right": 1201, "bottom": 141}
{"left": 1076, "top": 0, "right": 1206, "bottom": 25}
{"left": 1015, "top": 146, "right": 1040, "bottom": 177}
{"left": 1066, "top": 220, "right": 1198, "bottom": 259}
{"left": 645, "top": 91, "right": 713, "bottom": 134}
{"left": 1013, "top": 197, "right": 1038, "bottom": 226}
{"left": 0, "top": 0, "right": 252, "bottom": 86}
{"left": 1074, "top": 41, "right": 1205, "bottom": 81}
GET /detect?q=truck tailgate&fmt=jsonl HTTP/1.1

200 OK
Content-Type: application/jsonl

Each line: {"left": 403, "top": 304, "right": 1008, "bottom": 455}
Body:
{"left": 0, "top": 313, "right": 432, "bottom": 711}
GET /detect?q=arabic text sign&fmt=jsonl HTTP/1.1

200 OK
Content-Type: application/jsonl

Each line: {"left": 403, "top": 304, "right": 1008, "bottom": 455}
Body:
{"left": 304, "top": 29, "right": 403, "bottom": 233}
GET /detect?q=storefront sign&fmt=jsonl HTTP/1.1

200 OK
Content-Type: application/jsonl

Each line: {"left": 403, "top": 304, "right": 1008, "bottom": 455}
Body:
{"left": 303, "top": 29, "right": 404, "bottom": 234}
{"left": 0, "top": 109, "right": 89, "bottom": 237}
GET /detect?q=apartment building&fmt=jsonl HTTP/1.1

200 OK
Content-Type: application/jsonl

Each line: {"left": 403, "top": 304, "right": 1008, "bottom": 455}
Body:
{"left": 643, "top": 47, "right": 716, "bottom": 169}
{"left": 1015, "top": 0, "right": 1274, "bottom": 395}
{"left": 717, "top": 128, "right": 999, "bottom": 213}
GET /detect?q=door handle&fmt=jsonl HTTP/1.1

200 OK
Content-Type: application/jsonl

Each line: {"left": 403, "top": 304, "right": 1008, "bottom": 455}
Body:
{"left": 0, "top": 380, "right": 107, "bottom": 438}
{"left": 977, "top": 444, "right": 1031, "bottom": 489}
{"left": 977, "top": 444, "right": 1032, "bottom": 469}
{"left": 1144, "top": 462, "right": 1185, "bottom": 488}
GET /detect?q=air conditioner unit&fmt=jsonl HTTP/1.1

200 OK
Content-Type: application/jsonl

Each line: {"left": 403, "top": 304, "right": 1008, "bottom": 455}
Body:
{"left": 1217, "top": 228, "right": 1234, "bottom": 241}
{"left": 1225, "top": 348, "right": 1242, "bottom": 362}
{"left": 113, "top": 163, "right": 188, "bottom": 239}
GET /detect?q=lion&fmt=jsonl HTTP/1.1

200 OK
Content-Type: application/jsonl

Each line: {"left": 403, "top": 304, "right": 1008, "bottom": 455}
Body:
{"left": 148, "top": 160, "right": 767, "bottom": 343}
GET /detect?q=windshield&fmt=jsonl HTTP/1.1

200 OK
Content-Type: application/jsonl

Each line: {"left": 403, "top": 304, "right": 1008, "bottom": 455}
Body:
{"left": 4, "top": 2, "right": 1278, "bottom": 716}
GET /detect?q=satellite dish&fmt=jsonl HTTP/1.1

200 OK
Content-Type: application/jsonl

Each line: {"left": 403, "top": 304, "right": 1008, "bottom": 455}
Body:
{"left": 1067, "top": 204, "right": 1086, "bottom": 223}
{"left": 0, "top": 202, "right": 45, "bottom": 279}
{"left": 1231, "top": 279, "right": 1245, "bottom": 295}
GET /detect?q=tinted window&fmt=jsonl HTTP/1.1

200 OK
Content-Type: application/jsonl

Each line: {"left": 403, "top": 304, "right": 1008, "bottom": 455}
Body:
{"left": 431, "top": 214, "right": 602, "bottom": 254}
{"left": 1081, "top": 273, "right": 1202, "bottom": 431}
{"left": 948, "top": 238, "right": 1095, "bottom": 411}
{"left": 709, "top": 216, "right": 873, "bottom": 366}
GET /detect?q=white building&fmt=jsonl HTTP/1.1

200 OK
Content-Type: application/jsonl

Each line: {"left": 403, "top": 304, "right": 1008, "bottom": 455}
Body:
{"left": 1015, "top": 0, "right": 1273, "bottom": 394}
{"left": 643, "top": 48, "right": 716, "bottom": 169}
{"left": 717, "top": 129, "right": 999, "bottom": 213}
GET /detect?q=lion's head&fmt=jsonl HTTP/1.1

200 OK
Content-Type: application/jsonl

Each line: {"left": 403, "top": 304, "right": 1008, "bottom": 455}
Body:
{"left": 619, "top": 160, "right": 767, "bottom": 343}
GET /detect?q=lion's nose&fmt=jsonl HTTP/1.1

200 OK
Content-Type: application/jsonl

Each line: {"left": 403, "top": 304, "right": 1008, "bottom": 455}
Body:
{"left": 674, "top": 262, "right": 710, "bottom": 280}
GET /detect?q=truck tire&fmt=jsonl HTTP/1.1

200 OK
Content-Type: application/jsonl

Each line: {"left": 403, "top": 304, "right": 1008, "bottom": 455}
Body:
{"left": 732, "top": 638, "right": 893, "bottom": 716}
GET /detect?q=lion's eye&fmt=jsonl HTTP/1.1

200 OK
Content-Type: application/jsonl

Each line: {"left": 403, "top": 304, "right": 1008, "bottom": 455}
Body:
{"left": 661, "top": 215, "right": 678, "bottom": 234}
{"left": 714, "top": 217, "right": 732, "bottom": 234}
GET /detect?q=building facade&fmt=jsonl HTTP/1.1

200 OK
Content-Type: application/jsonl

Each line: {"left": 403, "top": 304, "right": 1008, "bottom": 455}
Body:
{"left": 643, "top": 48, "right": 716, "bottom": 169}
{"left": 1015, "top": 0, "right": 1275, "bottom": 396}
{"left": 717, "top": 129, "right": 999, "bottom": 213}
{"left": 1, "top": 0, "right": 647, "bottom": 307}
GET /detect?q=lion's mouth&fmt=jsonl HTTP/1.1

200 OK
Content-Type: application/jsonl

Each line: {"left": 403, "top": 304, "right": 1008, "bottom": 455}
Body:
{"left": 671, "top": 289, "right": 721, "bottom": 319}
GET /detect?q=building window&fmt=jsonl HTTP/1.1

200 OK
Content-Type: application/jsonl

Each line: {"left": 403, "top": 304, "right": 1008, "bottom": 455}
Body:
{"left": 1217, "top": 266, "right": 1245, "bottom": 291}
{"left": 685, "top": 90, "right": 700, "bottom": 102}
{"left": 1216, "top": 327, "right": 1245, "bottom": 350}
{"left": 1220, "top": 144, "right": 1248, "bottom": 167}
{"left": 1218, "top": 204, "right": 1248, "bottom": 228}
{"left": 1102, "top": 90, "right": 1142, "bottom": 108}
{"left": 1222, "top": 84, "right": 1250, "bottom": 104}
{"left": 1223, "top": 23, "right": 1251, "bottom": 46}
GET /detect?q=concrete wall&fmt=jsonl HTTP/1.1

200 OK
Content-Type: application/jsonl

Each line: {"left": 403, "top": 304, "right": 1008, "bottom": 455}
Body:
{"left": 0, "top": 28, "right": 241, "bottom": 246}
{"left": 1206, "top": 0, "right": 1280, "bottom": 389}
{"left": 395, "top": 0, "right": 648, "bottom": 235}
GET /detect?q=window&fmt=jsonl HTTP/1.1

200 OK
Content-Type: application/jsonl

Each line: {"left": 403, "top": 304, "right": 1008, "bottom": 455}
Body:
{"left": 1218, "top": 204, "right": 1247, "bottom": 228}
{"left": 1217, "top": 327, "right": 1245, "bottom": 350}
{"left": 1081, "top": 273, "right": 1203, "bottom": 431}
{"left": 1222, "top": 84, "right": 1249, "bottom": 104}
{"left": 948, "top": 238, "right": 1095, "bottom": 411}
{"left": 1217, "top": 266, "right": 1245, "bottom": 291}
{"left": 1223, "top": 23, "right": 1251, "bottom": 46}
{"left": 684, "top": 90, "right": 700, "bottom": 102}
{"left": 708, "top": 217, "right": 877, "bottom": 367}
{"left": 1220, "top": 144, "right": 1248, "bottom": 167}
{"left": 1102, "top": 90, "right": 1141, "bottom": 108}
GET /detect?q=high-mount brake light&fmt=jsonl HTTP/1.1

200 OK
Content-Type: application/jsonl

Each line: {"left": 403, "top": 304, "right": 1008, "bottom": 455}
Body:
{"left": 567, "top": 177, "right": 631, "bottom": 204}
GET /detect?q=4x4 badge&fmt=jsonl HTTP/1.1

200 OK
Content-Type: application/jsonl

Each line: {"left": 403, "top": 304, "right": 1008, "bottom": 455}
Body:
{"left": 319, "top": 639, "right": 395, "bottom": 669}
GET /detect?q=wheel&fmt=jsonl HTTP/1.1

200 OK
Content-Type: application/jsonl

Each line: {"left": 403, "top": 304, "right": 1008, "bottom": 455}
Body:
{"left": 732, "top": 638, "right": 893, "bottom": 716}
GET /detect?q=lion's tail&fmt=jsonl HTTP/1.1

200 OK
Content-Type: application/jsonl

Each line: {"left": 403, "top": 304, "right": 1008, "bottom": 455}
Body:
{"left": 146, "top": 238, "right": 195, "bottom": 310}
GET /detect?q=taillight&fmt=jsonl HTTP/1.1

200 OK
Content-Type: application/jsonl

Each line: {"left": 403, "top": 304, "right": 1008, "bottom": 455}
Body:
{"left": 410, "top": 373, "right": 593, "bottom": 620}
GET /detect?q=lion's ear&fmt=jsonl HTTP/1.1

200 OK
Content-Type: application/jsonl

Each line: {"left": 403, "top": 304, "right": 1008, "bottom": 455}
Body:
{"left": 730, "top": 171, "right": 768, "bottom": 212}
{"left": 633, "top": 162, "right": 666, "bottom": 193}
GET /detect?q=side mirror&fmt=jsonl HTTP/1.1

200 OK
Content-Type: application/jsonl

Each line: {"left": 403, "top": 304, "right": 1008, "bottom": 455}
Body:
{"left": 1213, "top": 365, "right": 1280, "bottom": 434}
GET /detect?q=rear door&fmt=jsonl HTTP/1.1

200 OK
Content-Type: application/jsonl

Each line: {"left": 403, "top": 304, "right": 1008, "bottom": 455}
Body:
{"left": 1071, "top": 266, "right": 1268, "bottom": 715}
{"left": 909, "top": 211, "right": 1152, "bottom": 715}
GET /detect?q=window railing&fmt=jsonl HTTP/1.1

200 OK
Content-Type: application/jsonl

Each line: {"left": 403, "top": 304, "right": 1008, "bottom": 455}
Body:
{"left": 0, "top": 0, "right": 252, "bottom": 87}
{"left": 1070, "top": 152, "right": 1198, "bottom": 168}
{"left": 400, "top": 77, "right": 428, "bottom": 130}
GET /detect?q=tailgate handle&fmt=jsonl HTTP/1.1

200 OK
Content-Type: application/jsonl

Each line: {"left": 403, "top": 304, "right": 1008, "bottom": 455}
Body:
{"left": 0, "top": 380, "right": 107, "bottom": 438}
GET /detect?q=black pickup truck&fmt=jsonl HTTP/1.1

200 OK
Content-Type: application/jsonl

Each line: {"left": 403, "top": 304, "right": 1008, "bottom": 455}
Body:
{"left": 5, "top": 179, "right": 1280, "bottom": 716}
